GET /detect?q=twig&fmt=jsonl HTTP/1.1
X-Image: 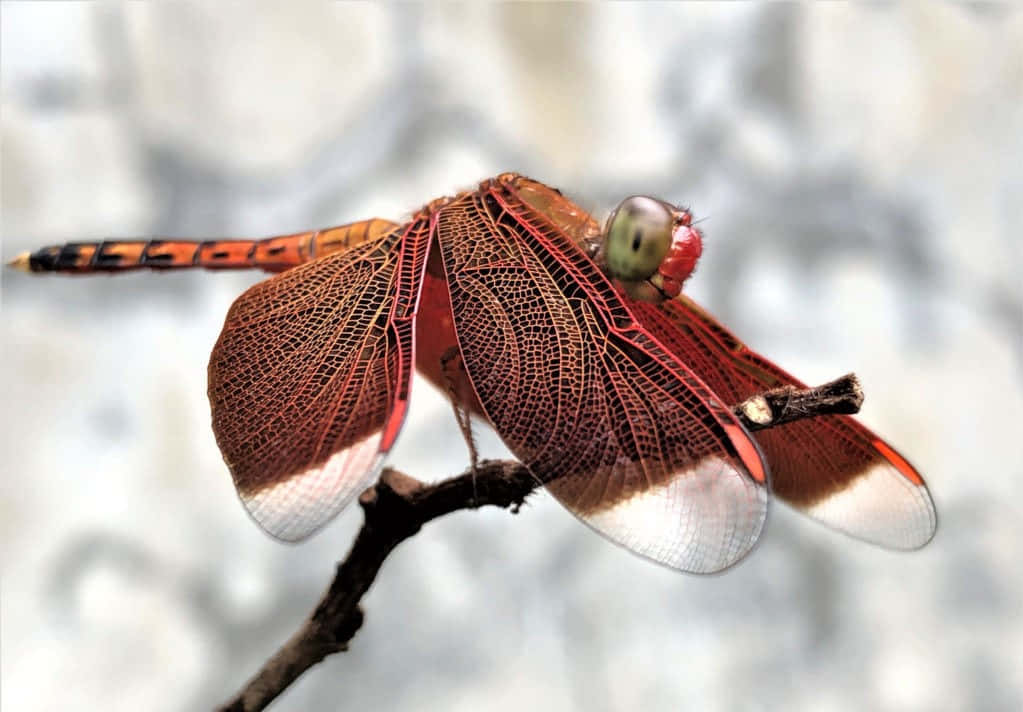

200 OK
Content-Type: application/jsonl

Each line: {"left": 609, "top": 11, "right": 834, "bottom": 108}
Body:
{"left": 736, "top": 372, "right": 863, "bottom": 431}
{"left": 217, "top": 373, "right": 863, "bottom": 712}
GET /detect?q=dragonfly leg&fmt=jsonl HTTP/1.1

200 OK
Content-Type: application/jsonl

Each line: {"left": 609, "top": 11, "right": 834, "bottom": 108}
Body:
{"left": 440, "top": 346, "right": 480, "bottom": 505}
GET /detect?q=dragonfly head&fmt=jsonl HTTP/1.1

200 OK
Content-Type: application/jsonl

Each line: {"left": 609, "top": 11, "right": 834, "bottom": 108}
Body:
{"left": 603, "top": 196, "right": 703, "bottom": 302}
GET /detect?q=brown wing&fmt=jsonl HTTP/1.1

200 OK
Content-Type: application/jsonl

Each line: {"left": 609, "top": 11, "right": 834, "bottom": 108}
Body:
{"left": 630, "top": 295, "right": 936, "bottom": 549}
{"left": 435, "top": 178, "right": 769, "bottom": 574}
{"left": 208, "top": 219, "right": 430, "bottom": 540}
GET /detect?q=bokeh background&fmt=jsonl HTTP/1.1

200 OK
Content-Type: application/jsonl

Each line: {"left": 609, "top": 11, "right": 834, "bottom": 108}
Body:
{"left": 2, "top": 3, "right": 1021, "bottom": 711}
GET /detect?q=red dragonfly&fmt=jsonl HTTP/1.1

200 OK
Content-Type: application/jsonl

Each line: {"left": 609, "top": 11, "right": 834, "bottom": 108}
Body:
{"left": 10, "top": 173, "right": 936, "bottom": 573}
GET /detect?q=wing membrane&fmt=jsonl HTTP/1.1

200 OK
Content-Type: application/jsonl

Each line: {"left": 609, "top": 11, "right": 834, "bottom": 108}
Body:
{"left": 630, "top": 295, "right": 936, "bottom": 549}
{"left": 208, "top": 220, "right": 429, "bottom": 540}
{"left": 436, "top": 183, "right": 769, "bottom": 574}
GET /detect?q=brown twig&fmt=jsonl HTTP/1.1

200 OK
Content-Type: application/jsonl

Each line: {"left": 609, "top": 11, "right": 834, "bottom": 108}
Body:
{"left": 217, "top": 373, "right": 863, "bottom": 712}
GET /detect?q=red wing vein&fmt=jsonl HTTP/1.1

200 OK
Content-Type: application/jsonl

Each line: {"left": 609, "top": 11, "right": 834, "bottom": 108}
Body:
{"left": 209, "top": 223, "right": 427, "bottom": 542}
{"left": 233, "top": 263, "right": 390, "bottom": 465}
{"left": 437, "top": 184, "right": 768, "bottom": 573}
{"left": 632, "top": 295, "right": 935, "bottom": 549}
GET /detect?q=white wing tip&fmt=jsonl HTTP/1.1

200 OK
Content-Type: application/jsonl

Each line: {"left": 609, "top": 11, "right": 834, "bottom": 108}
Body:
{"left": 238, "top": 436, "right": 385, "bottom": 541}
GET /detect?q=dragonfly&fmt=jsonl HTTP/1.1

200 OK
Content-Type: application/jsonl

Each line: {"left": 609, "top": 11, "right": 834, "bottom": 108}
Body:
{"left": 9, "top": 173, "right": 936, "bottom": 573}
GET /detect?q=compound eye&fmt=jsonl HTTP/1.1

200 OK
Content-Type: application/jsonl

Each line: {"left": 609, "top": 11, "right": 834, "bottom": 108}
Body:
{"left": 605, "top": 196, "right": 673, "bottom": 282}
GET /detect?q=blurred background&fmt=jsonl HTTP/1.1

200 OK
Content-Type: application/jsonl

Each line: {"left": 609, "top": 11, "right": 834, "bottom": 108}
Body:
{"left": 2, "top": 3, "right": 1021, "bottom": 711}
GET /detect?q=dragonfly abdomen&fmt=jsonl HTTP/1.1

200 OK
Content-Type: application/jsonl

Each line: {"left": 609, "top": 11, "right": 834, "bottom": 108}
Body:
{"left": 13, "top": 239, "right": 264, "bottom": 273}
{"left": 8, "top": 218, "right": 399, "bottom": 275}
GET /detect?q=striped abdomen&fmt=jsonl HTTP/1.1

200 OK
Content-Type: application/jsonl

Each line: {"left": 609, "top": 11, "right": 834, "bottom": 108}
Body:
{"left": 10, "top": 218, "right": 400, "bottom": 274}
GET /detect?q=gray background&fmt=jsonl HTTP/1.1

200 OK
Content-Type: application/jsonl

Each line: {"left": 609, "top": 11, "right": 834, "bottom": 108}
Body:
{"left": 2, "top": 3, "right": 1021, "bottom": 711}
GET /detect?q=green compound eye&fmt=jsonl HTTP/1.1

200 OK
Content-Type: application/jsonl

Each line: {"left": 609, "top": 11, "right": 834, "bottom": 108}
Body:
{"left": 604, "top": 196, "right": 674, "bottom": 282}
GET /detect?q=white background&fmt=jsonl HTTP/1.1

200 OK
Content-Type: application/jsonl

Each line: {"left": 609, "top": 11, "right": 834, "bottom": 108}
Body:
{"left": 2, "top": 4, "right": 1021, "bottom": 711}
